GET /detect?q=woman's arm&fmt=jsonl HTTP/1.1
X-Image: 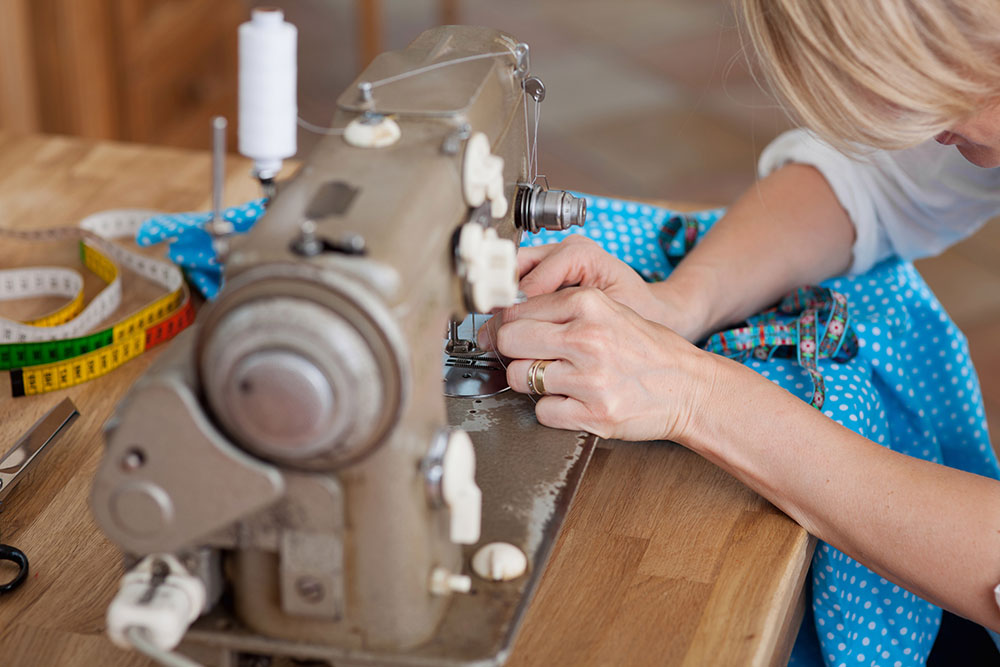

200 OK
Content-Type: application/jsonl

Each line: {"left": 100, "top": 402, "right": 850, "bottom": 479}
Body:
{"left": 494, "top": 288, "right": 1000, "bottom": 631}
{"left": 653, "top": 162, "right": 856, "bottom": 341}
{"left": 693, "top": 356, "right": 1000, "bottom": 632}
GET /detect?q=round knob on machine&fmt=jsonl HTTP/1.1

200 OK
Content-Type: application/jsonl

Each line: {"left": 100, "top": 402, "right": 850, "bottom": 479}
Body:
{"left": 226, "top": 350, "right": 335, "bottom": 453}
{"left": 200, "top": 297, "right": 388, "bottom": 469}
{"left": 472, "top": 542, "right": 528, "bottom": 581}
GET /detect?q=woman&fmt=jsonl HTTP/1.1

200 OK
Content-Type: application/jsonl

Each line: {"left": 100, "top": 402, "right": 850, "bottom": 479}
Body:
{"left": 485, "top": 0, "right": 1000, "bottom": 663}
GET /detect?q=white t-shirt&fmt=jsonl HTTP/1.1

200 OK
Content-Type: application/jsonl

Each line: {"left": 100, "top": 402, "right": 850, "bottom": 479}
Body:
{"left": 758, "top": 129, "right": 1000, "bottom": 274}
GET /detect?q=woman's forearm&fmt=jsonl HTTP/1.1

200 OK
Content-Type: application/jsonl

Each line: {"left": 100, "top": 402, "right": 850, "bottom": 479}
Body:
{"left": 655, "top": 164, "right": 856, "bottom": 341}
{"left": 685, "top": 354, "right": 1000, "bottom": 630}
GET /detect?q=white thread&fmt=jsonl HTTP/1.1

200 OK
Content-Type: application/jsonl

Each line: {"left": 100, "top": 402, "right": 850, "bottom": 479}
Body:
{"left": 366, "top": 51, "right": 515, "bottom": 90}
{"left": 520, "top": 86, "right": 543, "bottom": 185}
{"left": 239, "top": 8, "right": 298, "bottom": 178}
{"left": 531, "top": 98, "right": 542, "bottom": 185}
{"left": 299, "top": 51, "right": 517, "bottom": 133}
{"left": 296, "top": 117, "right": 346, "bottom": 136}
{"left": 522, "top": 87, "right": 533, "bottom": 182}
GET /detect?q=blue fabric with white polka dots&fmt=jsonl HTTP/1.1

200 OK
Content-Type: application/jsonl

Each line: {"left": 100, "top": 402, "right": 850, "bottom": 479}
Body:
{"left": 135, "top": 199, "right": 268, "bottom": 299}
{"left": 524, "top": 194, "right": 1000, "bottom": 667}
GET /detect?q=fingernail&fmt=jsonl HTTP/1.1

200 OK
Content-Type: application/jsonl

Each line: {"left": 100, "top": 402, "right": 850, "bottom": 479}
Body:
{"left": 478, "top": 323, "right": 493, "bottom": 350}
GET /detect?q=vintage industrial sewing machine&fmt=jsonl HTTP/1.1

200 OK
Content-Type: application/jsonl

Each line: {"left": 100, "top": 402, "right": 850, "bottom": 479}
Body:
{"left": 90, "top": 17, "right": 595, "bottom": 667}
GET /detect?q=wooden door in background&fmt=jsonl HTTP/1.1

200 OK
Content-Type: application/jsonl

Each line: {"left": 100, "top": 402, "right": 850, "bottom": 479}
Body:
{"left": 0, "top": 0, "right": 243, "bottom": 150}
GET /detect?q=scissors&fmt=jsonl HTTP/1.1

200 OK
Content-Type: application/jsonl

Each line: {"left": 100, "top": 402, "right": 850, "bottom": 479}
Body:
{"left": 0, "top": 398, "right": 79, "bottom": 594}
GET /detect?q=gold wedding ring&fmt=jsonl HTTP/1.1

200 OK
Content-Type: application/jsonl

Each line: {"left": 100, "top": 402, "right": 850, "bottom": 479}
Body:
{"left": 526, "top": 359, "right": 552, "bottom": 396}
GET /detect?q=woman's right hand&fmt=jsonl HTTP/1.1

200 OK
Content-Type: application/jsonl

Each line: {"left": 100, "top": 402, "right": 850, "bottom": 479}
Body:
{"left": 515, "top": 235, "right": 668, "bottom": 321}
{"left": 492, "top": 286, "right": 720, "bottom": 443}
{"left": 479, "top": 235, "right": 705, "bottom": 347}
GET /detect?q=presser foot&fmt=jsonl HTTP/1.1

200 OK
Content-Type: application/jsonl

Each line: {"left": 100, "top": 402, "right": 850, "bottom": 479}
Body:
{"left": 443, "top": 314, "right": 509, "bottom": 398}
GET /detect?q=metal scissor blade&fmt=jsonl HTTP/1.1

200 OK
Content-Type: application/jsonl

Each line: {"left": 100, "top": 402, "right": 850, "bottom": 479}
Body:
{"left": 0, "top": 398, "right": 79, "bottom": 502}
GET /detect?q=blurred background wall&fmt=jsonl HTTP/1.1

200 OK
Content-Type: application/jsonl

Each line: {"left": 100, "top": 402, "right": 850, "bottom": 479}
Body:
{"left": 3, "top": 0, "right": 1000, "bottom": 435}
{"left": 0, "top": 0, "right": 792, "bottom": 204}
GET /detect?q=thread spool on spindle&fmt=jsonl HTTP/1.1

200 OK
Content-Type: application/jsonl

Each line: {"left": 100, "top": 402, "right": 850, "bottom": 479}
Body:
{"left": 238, "top": 7, "right": 297, "bottom": 184}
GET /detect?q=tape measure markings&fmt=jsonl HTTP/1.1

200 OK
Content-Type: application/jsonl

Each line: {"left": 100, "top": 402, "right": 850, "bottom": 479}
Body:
{"left": 0, "top": 241, "right": 186, "bottom": 370}
{"left": 10, "top": 299, "right": 195, "bottom": 397}
{"left": 0, "top": 234, "right": 123, "bottom": 343}
{"left": 0, "top": 267, "right": 85, "bottom": 327}
{"left": 2, "top": 208, "right": 195, "bottom": 396}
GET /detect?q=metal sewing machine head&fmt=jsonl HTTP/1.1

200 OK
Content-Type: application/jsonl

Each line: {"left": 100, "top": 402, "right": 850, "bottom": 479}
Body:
{"left": 91, "top": 16, "right": 591, "bottom": 667}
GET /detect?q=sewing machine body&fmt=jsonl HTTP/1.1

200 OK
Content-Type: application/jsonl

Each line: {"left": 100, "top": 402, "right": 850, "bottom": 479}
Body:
{"left": 91, "top": 25, "right": 594, "bottom": 666}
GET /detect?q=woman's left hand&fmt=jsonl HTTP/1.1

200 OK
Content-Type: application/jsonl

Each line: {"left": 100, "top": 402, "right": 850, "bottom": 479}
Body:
{"left": 493, "top": 285, "right": 720, "bottom": 442}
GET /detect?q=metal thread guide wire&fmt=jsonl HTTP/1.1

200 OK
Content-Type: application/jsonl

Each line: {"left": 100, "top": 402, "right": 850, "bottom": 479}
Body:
{"left": 299, "top": 47, "right": 522, "bottom": 134}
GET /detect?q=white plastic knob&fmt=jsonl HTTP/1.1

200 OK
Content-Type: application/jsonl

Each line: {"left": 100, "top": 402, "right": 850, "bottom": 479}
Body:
{"left": 107, "top": 554, "right": 207, "bottom": 651}
{"left": 456, "top": 222, "right": 518, "bottom": 313}
{"left": 429, "top": 566, "right": 473, "bottom": 596}
{"left": 462, "top": 132, "right": 508, "bottom": 218}
{"left": 441, "top": 429, "right": 482, "bottom": 545}
{"left": 472, "top": 542, "right": 528, "bottom": 581}
{"left": 343, "top": 114, "right": 401, "bottom": 148}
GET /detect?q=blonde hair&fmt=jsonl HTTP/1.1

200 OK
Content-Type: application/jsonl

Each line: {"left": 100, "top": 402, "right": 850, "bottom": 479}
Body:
{"left": 736, "top": 0, "right": 1000, "bottom": 151}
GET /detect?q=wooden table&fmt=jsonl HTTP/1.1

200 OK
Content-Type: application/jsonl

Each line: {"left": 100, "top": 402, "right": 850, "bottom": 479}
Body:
{"left": 0, "top": 133, "right": 814, "bottom": 667}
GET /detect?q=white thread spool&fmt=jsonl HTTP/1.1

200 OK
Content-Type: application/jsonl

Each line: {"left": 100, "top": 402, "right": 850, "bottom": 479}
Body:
{"left": 239, "top": 7, "right": 297, "bottom": 180}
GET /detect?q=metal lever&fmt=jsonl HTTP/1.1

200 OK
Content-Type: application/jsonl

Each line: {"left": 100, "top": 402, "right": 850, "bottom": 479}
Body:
{"left": 0, "top": 398, "right": 79, "bottom": 502}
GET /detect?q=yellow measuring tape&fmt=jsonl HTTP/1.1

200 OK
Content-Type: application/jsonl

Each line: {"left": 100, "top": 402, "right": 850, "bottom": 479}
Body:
{"left": 0, "top": 210, "right": 194, "bottom": 397}
{"left": 21, "top": 281, "right": 85, "bottom": 327}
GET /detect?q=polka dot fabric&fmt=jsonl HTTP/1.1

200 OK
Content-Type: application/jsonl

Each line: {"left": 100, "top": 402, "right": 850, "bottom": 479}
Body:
{"left": 135, "top": 198, "right": 267, "bottom": 299}
{"left": 522, "top": 194, "right": 725, "bottom": 282}
{"left": 525, "top": 195, "right": 1000, "bottom": 667}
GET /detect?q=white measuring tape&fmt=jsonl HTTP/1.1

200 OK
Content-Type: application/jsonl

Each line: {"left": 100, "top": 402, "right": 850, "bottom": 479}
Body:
{"left": 0, "top": 210, "right": 194, "bottom": 397}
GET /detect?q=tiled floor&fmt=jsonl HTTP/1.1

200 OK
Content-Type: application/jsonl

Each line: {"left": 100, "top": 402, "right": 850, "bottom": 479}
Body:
{"left": 265, "top": 0, "right": 1000, "bottom": 446}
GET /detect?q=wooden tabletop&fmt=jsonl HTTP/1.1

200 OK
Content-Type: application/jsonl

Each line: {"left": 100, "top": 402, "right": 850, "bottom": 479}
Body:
{"left": 0, "top": 133, "right": 814, "bottom": 667}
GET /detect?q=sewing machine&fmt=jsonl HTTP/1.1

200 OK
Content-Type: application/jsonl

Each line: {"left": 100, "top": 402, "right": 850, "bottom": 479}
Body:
{"left": 89, "top": 19, "right": 594, "bottom": 666}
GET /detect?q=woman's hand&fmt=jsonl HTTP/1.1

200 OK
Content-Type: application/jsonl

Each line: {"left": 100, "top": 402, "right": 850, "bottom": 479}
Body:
{"left": 480, "top": 235, "right": 706, "bottom": 344}
{"left": 516, "top": 235, "right": 671, "bottom": 322}
{"left": 491, "top": 286, "right": 719, "bottom": 442}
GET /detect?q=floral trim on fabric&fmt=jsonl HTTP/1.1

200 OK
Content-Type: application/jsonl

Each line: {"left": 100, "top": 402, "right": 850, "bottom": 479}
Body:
{"left": 661, "top": 214, "right": 858, "bottom": 410}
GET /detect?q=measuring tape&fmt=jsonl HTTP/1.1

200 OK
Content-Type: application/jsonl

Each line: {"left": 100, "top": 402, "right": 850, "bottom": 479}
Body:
{"left": 0, "top": 211, "right": 194, "bottom": 397}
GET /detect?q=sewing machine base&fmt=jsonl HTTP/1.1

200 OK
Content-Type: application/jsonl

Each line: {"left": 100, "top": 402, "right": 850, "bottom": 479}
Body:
{"left": 178, "top": 391, "right": 595, "bottom": 666}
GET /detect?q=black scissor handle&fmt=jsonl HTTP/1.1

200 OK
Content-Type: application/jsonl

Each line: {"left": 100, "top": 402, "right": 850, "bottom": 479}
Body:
{"left": 0, "top": 544, "right": 29, "bottom": 594}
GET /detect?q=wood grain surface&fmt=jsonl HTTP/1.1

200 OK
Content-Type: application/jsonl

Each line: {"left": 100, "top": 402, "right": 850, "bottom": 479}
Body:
{"left": 0, "top": 133, "right": 814, "bottom": 666}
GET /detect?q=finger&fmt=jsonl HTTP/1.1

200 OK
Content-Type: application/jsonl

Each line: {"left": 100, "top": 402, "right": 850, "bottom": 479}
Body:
{"left": 516, "top": 243, "right": 560, "bottom": 278}
{"left": 501, "top": 286, "right": 618, "bottom": 326}
{"left": 535, "top": 395, "right": 602, "bottom": 436}
{"left": 477, "top": 307, "right": 523, "bottom": 351}
{"left": 483, "top": 285, "right": 619, "bottom": 351}
{"left": 494, "top": 319, "right": 570, "bottom": 361}
{"left": 477, "top": 315, "right": 498, "bottom": 351}
{"left": 519, "top": 246, "right": 586, "bottom": 298}
{"left": 506, "top": 357, "right": 573, "bottom": 395}
{"left": 518, "top": 237, "right": 601, "bottom": 298}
